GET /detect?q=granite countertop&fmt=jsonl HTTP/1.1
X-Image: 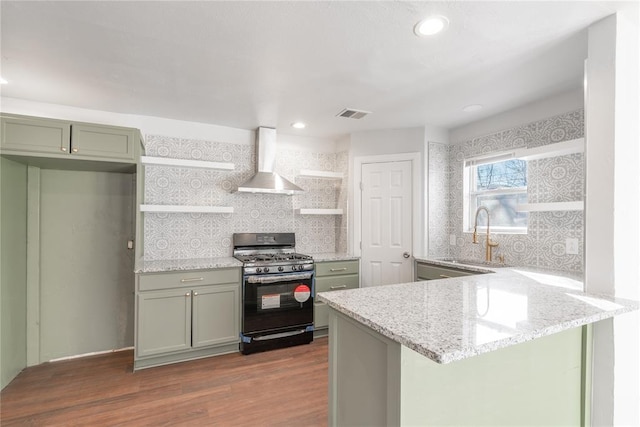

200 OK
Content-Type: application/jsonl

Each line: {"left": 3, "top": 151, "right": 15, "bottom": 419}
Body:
{"left": 135, "top": 257, "right": 241, "bottom": 273}
{"left": 135, "top": 252, "right": 358, "bottom": 273}
{"left": 317, "top": 266, "right": 638, "bottom": 364}
{"left": 310, "top": 252, "right": 359, "bottom": 262}
{"left": 414, "top": 256, "right": 584, "bottom": 283}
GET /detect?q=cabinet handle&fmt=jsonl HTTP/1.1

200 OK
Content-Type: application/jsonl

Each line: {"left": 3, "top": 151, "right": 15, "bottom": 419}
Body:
{"left": 185, "top": 292, "right": 191, "bottom": 297}
{"left": 180, "top": 277, "right": 204, "bottom": 283}
{"left": 61, "top": 146, "right": 67, "bottom": 152}
{"left": 329, "top": 268, "right": 347, "bottom": 272}
{"left": 193, "top": 292, "right": 198, "bottom": 296}
{"left": 330, "top": 285, "right": 347, "bottom": 290}
{"left": 439, "top": 274, "right": 452, "bottom": 279}
{"left": 72, "top": 147, "right": 78, "bottom": 153}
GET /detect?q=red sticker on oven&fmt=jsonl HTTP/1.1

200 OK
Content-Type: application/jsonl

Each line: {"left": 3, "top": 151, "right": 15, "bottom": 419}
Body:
{"left": 293, "top": 284, "right": 311, "bottom": 303}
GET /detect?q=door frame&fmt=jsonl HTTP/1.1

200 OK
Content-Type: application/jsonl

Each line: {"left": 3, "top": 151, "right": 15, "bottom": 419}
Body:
{"left": 353, "top": 152, "right": 423, "bottom": 259}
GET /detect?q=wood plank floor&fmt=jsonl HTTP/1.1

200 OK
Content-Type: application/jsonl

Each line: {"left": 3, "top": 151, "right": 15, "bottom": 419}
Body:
{"left": 1, "top": 338, "right": 328, "bottom": 426}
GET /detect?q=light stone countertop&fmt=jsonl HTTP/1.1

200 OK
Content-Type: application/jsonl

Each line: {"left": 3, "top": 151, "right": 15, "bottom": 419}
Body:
{"left": 309, "top": 252, "right": 360, "bottom": 262}
{"left": 135, "top": 253, "right": 357, "bottom": 273}
{"left": 414, "top": 256, "right": 584, "bottom": 283}
{"left": 317, "top": 265, "right": 638, "bottom": 364}
{"left": 135, "top": 257, "right": 241, "bottom": 273}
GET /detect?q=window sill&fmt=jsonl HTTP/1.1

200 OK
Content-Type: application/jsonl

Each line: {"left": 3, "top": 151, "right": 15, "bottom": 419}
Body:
{"left": 463, "top": 229, "right": 528, "bottom": 236}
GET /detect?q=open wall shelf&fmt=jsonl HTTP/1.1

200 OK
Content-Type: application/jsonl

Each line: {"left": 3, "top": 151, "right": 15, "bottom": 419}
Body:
{"left": 298, "top": 170, "right": 344, "bottom": 179}
{"left": 141, "top": 156, "right": 234, "bottom": 171}
{"left": 140, "top": 205, "right": 234, "bottom": 214}
{"left": 516, "top": 201, "right": 584, "bottom": 212}
{"left": 296, "top": 208, "right": 343, "bottom": 215}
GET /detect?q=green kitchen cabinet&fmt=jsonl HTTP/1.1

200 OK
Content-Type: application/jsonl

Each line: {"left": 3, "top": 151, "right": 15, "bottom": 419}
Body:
{"left": 415, "top": 261, "right": 482, "bottom": 281}
{"left": 135, "top": 268, "right": 241, "bottom": 370}
{"left": 0, "top": 114, "right": 70, "bottom": 155}
{"left": 137, "top": 288, "right": 193, "bottom": 357}
{"left": 314, "top": 260, "right": 359, "bottom": 332}
{"left": 1, "top": 113, "right": 137, "bottom": 163}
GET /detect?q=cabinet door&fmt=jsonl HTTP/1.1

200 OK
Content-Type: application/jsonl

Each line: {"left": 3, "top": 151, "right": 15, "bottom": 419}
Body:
{"left": 71, "top": 123, "right": 136, "bottom": 160}
{"left": 137, "top": 289, "right": 192, "bottom": 357}
{"left": 192, "top": 284, "right": 240, "bottom": 348}
{"left": 1, "top": 115, "right": 71, "bottom": 155}
{"left": 314, "top": 302, "right": 330, "bottom": 329}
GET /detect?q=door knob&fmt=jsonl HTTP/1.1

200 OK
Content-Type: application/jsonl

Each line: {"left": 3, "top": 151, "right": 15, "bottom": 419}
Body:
{"left": 403, "top": 252, "right": 411, "bottom": 259}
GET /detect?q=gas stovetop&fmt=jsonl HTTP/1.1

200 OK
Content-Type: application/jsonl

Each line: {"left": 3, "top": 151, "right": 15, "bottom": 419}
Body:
{"left": 234, "top": 252, "right": 312, "bottom": 264}
{"left": 232, "top": 232, "right": 313, "bottom": 274}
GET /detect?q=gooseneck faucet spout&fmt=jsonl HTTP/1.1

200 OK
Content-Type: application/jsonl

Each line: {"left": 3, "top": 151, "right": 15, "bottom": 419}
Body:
{"left": 472, "top": 206, "right": 499, "bottom": 262}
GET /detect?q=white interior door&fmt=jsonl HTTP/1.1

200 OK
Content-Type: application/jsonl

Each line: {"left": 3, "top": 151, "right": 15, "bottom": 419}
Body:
{"left": 361, "top": 160, "right": 413, "bottom": 287}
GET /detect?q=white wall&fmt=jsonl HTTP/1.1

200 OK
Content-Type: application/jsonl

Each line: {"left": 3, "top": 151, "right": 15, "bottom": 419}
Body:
{"left": 347, "top": 126, "right": 447, "bottom": 259}
{"left": 449, "top": 88, "right": 584, "bottom": 144}
{"left": 0, "top": 97, "right": 338, "bottom": 151}
{"left": 349, "top": 127, "right": 427, "bottom": 158}
{"left": 585, "top": 12, "right": 639, "bottom": 426}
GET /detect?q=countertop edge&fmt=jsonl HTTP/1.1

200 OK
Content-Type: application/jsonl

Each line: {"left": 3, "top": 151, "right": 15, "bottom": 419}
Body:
{"left": 135, "top": 257, "right": 242, "bottom": 273}
{"left": 317, "top": 268, "right": 639, "bottom": 364}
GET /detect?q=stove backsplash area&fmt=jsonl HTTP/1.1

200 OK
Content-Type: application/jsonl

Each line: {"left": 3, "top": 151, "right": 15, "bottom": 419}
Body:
{"left": 143, "top": 134, "right": 348, "bottom": 260}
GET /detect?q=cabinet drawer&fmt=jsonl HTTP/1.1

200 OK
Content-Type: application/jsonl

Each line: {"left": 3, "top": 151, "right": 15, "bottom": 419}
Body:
{"left": 315, "top": 260, "right": 359, "bottom": 277}
{"left": 416, "top": 263, "right": 476, "bottom": 281}
{"left": 315, "top": 275, "right": 359, "bottom": 295}
{"left": 138, "top": 268, "right": 240, "bottom": 291}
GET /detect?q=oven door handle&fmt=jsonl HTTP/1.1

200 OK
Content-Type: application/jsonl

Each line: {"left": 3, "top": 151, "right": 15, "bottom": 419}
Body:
{"left": 252, "top": 329, "right": 307, "bottom": 341}
{"left": 246, "top": 272, "right": 313, "bottom": 284}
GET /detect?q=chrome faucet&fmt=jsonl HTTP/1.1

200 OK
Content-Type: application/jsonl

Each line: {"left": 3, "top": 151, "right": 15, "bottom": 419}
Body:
{"left": 472, "top": 206, "right": 499, "bottom": 262}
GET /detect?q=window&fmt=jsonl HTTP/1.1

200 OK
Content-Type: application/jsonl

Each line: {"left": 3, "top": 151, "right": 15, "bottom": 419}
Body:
{"left": 464, "top": 154, "right": 528, "bottom": 233}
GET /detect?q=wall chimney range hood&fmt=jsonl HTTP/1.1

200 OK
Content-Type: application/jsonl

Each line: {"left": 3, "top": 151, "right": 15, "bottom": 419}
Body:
{"left": 235, "top": 127, "right": 304, "bottom": 195}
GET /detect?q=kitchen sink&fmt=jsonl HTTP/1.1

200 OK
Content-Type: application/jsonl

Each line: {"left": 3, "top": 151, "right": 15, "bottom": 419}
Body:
{"left": 435, "top": 258, "right": 506, "bottom": 269}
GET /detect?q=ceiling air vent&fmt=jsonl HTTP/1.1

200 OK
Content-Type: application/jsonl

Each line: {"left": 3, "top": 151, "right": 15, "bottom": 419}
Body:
{"left": 336, "top": 108, "right": 371, "bottom": 119}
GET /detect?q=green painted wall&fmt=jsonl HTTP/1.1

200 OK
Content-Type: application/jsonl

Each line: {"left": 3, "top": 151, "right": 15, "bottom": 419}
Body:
{"left": 39, "top": 169, "right": 135, "bottom": 361}
{"left": 1, "top": 157, "right": 28, "bottom": 389}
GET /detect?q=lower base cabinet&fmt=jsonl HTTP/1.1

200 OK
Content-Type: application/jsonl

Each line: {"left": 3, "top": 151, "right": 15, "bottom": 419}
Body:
{"left": 314, "top": 260, "right": 360, "bottom": 334}
{"left": 135, "top": 268, "right": 240, "bottom": 370}
{"left": 415, "top": 261, "right": 482, "bottom": 281}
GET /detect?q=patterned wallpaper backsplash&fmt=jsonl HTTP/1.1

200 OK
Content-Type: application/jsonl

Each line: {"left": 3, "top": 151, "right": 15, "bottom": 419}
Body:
{"left": 429, "top": 109, "right": 585, "bottom": 273}
{"left": 143, "top": 134, "right": 348, "bottom": 260}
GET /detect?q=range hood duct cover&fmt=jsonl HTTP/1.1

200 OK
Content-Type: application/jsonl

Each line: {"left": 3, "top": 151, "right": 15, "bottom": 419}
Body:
{"left": 235, "top": 127, "right": 304, "bottom": 195}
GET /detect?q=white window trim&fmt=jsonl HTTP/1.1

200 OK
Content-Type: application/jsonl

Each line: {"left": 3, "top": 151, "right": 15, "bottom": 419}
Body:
{"left": 463, "top": 155, "right": 528, "bottom": 234}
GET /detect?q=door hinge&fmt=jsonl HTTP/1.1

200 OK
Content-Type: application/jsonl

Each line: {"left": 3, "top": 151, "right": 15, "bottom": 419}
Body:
{"left": 359, "top": 241, "right": 362, "bottom": 250}
{"left": 359, "top": 182, "right": 363, "bottom": 191}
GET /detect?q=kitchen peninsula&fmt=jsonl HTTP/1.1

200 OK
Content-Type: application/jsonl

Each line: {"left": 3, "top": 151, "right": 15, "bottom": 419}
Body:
{"left": 317, "top": 264, "right": 638, "bottom": 426}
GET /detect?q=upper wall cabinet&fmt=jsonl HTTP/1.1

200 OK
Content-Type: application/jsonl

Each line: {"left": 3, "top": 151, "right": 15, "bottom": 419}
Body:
{"left": 1, "top": 113, "right": 138, "bottom": 164}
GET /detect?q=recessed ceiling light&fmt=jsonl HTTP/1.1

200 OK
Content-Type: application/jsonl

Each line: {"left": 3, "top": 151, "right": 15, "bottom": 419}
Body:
{"left": 0, "top": 77, "right": 8, "bottom": 85}
{"left": 291, "top": 122, "right": 306, "bottom": 129}
{"left": 462, "top": 104, "right": 483, "bottom": 113}
{"left": 414, "top": 15, "right": 449, "bottom": 37}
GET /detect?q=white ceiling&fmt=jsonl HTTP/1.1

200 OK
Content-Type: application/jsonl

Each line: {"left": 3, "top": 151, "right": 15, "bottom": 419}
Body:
{"left": 0, "top": 1, "right": 635, "bottom": 138}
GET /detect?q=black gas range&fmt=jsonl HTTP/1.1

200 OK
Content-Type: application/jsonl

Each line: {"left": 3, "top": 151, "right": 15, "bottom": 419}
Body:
{"left": 233, "top": 233, "right": 314, "bottom": 355}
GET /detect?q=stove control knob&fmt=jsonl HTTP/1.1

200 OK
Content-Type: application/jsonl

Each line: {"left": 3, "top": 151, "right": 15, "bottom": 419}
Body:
{"left": 278, "top": 266, "right": 284, "bottom": 272}
{"left": 264, "top": 267, "right": 270, "bottom": 273}
{"left": 292, "top": 265, "right": 298, "bottom": 271}
{"left": 256, "top": 268, "right": 262, "bottom": 273}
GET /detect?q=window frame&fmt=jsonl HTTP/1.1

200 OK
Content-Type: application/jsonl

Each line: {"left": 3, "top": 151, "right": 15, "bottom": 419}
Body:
{"left": 463, "top": 152, "right": 529, "bottom": 235}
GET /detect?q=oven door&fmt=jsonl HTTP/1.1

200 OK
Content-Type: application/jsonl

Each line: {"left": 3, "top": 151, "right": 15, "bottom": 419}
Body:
{"left": 242, "top": 272, "right": 314, "bottom": 335}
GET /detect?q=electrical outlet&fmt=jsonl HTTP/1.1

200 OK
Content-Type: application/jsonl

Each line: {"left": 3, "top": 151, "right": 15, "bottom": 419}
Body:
{"left": 450, "top": 234, "right": 456, "bottom": 246}
{"left": 565, "top": 238, "right": 579, "bottom": 255}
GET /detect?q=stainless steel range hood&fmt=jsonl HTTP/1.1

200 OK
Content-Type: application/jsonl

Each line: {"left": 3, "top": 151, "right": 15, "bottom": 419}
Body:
{"left": 235, "top": 127, "right": 304, "bottom": 195}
